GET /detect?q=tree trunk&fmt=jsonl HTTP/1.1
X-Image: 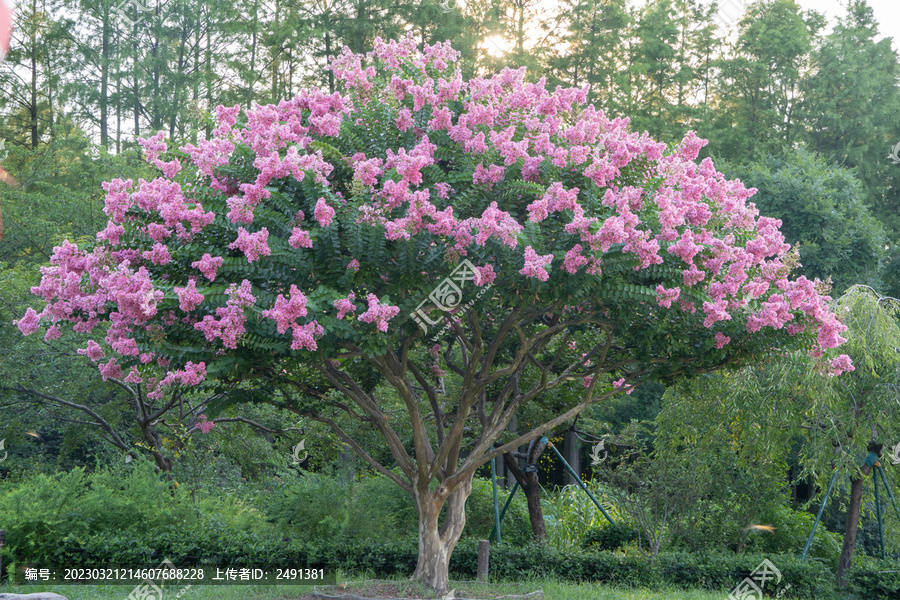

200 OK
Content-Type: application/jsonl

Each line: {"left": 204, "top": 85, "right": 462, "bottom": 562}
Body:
{"left": 503, "top": 437, "right": 548, "bottom": 541}
{"left": 837, "top": 475, "right": 864, "bottom": 587}
{"left": 100, "top": 2, "right": 110, "bottom": 149}
{"left": 412, "top": 476, "right": 473, "bottom": 594}
{"left": 837, "top": 441, "right": 882, "bottom": 587}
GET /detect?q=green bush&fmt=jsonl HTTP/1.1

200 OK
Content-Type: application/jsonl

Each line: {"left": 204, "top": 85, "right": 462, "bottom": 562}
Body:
{"left": 462, "top": 477, "right": 532, "bottom": 545}
{"left": 845, "top": 555, "right": 900, "bottom": 598}
{"left": 0, "top": 466, "right": 871, "bottom": 599}
{"left": 542, "top": 481, "right": 618, "bottom": 550}
{"left": 742, "top": 504, "right": 842, "bottom": 564}
{"left": 262, "top": 471, "right": 532, "bottom": 545}
{"left": 582, "top": 522, "right": 640, "bottom": 551}
{"left": 0, "top": 460, "right": 274, "bottom": 570}
{"left": 261, "top": 470, "right": 416, "bottom": 542}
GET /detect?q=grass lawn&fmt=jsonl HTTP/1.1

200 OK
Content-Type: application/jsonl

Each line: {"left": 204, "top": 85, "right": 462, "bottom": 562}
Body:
{"left": 0, "top": 580, "right": 748, "bottom": 600}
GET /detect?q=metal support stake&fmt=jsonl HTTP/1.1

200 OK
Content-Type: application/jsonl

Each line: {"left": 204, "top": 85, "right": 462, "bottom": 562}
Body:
{"left": 875, "top": 464, "right": 886, "bottom": 559}
{"left": 543, "top": 437, "right": 617, "bottom": 528}
{"left": 877, "top": 466, "right": 900, "bottom": 523}
{"left": 802, "top": 469, "right": 838, "bottom": 561}
{"left": 490, "top": 457, "right": 502, "bottom": 545}
{"left": 489, "top": 481, "right": 519, "bottom": 543}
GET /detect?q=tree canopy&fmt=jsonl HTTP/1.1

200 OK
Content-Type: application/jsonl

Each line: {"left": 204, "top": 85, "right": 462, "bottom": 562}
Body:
{"left": 14, "top": 36, "right": 852, "bottom": 592}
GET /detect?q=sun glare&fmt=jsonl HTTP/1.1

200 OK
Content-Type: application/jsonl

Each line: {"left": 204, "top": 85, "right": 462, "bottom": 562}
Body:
{"left": 481, "top": 35, "right": 513, "bottom": 57}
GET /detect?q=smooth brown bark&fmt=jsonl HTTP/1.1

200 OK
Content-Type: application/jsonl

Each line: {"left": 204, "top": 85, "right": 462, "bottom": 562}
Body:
{"left": 503, "top": 437, "right": 549, "bottom": 541}
{"left": 837, "top": 475, "right": 864, "bottom": 587}
{"left": 837, "top": 441, "right": 882, "bottom": 587}
{"left": 412, "top": 476, "right": 473, "bottom": 593}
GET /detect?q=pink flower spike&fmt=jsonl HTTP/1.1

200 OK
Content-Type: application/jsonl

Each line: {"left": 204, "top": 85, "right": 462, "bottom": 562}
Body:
{"left": 315, "top": 197, "right": 335, "bottom": 227}
{"left": 229, "top": 227, "right": 271, "bottom": 263}
{"left": 830, "top": 354, "right": 854, "bottom": 376}
{"left": 192, "top": 253, "right": 224, "bottom": 281}
{"left": 15, "top": 308, "right": 42, "bottom": 335}
{"left": 198, "top": 413, "right": 215, "bottom": 433}
{"left": 333, "top": 292, "right": 357, "bottom": 320}
{"left": 519, "top": 246, "right": 553, "bottom": 282}
{"left": 175, "top": 279, "right": 205, "bottom": 312}
{"left": 714, "top": 332, "right": 731, "bottom": 349}
{"left": 358, "top": 293, "right": 400, "bottom": 332}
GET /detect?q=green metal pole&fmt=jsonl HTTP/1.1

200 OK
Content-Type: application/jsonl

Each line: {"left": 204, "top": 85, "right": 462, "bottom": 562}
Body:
{"left": 875, "top": 466, "right": 885, "bottom": 560}
{"left": 801, "top": 469, "right": 839, "bottom": 561}
{"left": 489, "top": 481, "right": 519, "bottom": 543}
{"left": 490, "top": 457, "right": 502, "bottom": 545}
{"left": 543, "top": 437, "right": 617, "bottom": 528}
{"left": 877, "top": 466, "right": 900, "bottom": 523}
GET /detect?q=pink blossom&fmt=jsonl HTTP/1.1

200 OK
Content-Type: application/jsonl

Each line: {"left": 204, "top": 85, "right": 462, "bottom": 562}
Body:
{"left": 174, "top": 278, "right": 205, "bottom": 312}
{"left": 291, "top": 321, "right": 324, "bottom": 351}
{"left": 395, "top": 108, "right": 414, "bottom": 131}
{"left": 194, "top": 280, "right": 256, "bottom": 349}
{"left": 347, "top": 259, "right": 361, "bottom": 271}
{"left": 714, "top": 332, "right": 731, "bottom": 349}
{"left": 520, "top": 246, "right": 553, "bottom": 281}
{"left": 192, "top": 253, "right": 224, "bottom": 281}
{"left": 472, "top": 163, "right": 505, "bottom": 187}
{"left": 229, "top": 227, "right": 271, "bottom": 262}
{"left": 434, "top": 182, "right": 452, "bottom": 199}
{"left": 143, "top": 243, "right": 172, "bottom": 265}
{"left": 314, "top": 197, "right": 335, "bottom": 227}
{"left": 262, "top": 285, "right": 309, "bottom": 333}
{"left": 678, "top": 131, "right": 708, "bottom": 161}
{"left": 15, "top": 308, "right": 42, "bottom": 335}
{"left": 656, "top": 285, "right": 681, "bottom": 308}
{"left": 99, "top": 358, "right": 123, "bottom": 381}
{"left": 333, "top": 293, "right": 357, "bottom": 319}
{"left": 197, "top": 414, "right": 215, "bottom": 433}
{"left": 359, "top": 294, "right": 400, "bottom": 332}
{"left": 563, "top": 245, "right": 589, "bottom": 274}
{"left": 289, "top": 228, "right": 313, "bottom": 249}
{"left": 473, "top": 264, "right": 496, "bottom": 286}
{"left": 77, "top": 340, "right": 106, "bottom": 362}
{"left": 830, "top": 354, "right": 854, "bottom": 376}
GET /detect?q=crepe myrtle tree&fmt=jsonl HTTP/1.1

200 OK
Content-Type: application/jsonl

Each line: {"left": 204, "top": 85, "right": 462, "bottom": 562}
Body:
{"left": 15, "top": 35, "right": 852, "bottom": 592}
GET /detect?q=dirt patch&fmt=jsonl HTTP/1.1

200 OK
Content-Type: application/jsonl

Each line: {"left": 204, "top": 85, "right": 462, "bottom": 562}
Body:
{"left": 292, "top": 579, "right": 544, "bottom": 600}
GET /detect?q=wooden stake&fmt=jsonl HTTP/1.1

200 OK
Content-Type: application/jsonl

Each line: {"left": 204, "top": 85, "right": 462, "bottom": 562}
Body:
{"left": 477, "top": 540, "right": 489, "bottom": 583}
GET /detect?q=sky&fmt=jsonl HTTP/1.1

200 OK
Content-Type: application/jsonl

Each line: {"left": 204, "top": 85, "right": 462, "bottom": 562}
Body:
{"left": 482, "top": 0, "right": 900, "bottom": 60}
{"left": 788, "top": 0, "right": 898, "bottom": 50}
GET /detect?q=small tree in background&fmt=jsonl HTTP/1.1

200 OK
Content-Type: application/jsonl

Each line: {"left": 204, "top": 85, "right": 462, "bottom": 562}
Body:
{"left": 16, "top": 35, "right": 851, "bottom": 592}
{"left": 661, "top": 285, "right": 900, "bottom": 586}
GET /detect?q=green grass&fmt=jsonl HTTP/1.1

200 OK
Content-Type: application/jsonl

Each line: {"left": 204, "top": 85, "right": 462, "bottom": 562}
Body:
{"left": 0, "top": 581, "right": 748, "bottom": 600}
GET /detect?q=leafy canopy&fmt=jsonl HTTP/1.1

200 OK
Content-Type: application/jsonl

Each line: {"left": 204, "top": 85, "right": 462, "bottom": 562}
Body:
{"left": 16, "top": 34, "right": 851, "bottom": 399}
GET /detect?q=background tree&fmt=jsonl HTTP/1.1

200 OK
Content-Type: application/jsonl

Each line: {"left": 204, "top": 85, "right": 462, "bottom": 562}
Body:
{"left": 661, "top": 285, "right": 900, "bottom": 585}
{"left": 718, "top": 148, "right": 885, "bottom": 294}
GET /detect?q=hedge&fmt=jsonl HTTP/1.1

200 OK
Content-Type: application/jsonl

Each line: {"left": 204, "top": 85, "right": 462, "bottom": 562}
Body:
{"left": 3, "top": 531, "right": 853, "bottom": 597}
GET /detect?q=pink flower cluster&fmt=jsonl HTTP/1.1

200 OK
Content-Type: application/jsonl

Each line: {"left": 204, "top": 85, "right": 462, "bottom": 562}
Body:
{"left": 334, "top": 293, "right": 357, "bottom": 320}
{"left": 197, "top": 413, "right": 215, "bottom": 434}
{"left": 191, "top": 253, "right": 224, "bottom": 281}
{"left": 314, "top": 198, "right": 335, "bottom": 227}
{"left": 358, "top": 294, "right": 400, "bottom": 332}
{"left": 261, "top": 285, "right": 324, "bottom": 351}
{"left": 175, "top": 278, "right": 205, "bottom": 312}
{"left": 520, "top": 246, "right": 554, "bottom": 281}
{"left": 229, "top": 227, "right": 271, "bottom": 262}
{"left": 527, "top": 182, "right": 579, "bottom": 222}
{"left": 195, "top": 280, "right": 257, "bottom": 349}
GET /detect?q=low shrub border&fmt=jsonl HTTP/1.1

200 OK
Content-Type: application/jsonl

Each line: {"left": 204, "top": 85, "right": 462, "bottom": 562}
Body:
{"left": 9, "top": 532, "right": 893, "bottom": 597}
